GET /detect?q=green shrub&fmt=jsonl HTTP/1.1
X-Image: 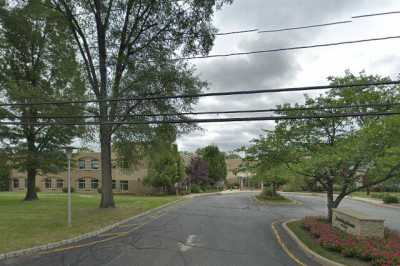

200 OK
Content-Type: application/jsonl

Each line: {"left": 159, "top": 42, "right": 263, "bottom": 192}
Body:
{"left": 260, "top": 187, "right": 275, "bottom": 198}
{"left": 97, "top": 187, "right": 102, "bottom": 194}
{"left": 190, "top": 184, "right": 202, "bottom": 193}
{"left": 62, "top": 187, "right": 75, "bottom": 193}
{"left": 35, "top": 187, "right": 41, "bottom": 192}
{"left": 382, "top": 195, "right": 399, "bottom": 204}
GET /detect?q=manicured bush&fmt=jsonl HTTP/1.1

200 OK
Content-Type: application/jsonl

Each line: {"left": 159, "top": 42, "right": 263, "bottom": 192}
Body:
{"left": 35, "top": 187, "right": 41, "bottom": 192}
{"left": 190, "top": 184, "right": 202, "bottom": 193}
{"left": 301, "top": 217, "right": 400, "bottom": 266}
{"left": 260, "top": 187, "right": 275, "bottom": 197}
{"left": 62, "top": 187, "right": 74, "bottom": 193}
{"left": 382, "top": 195, "right": 399, "bottom": 204}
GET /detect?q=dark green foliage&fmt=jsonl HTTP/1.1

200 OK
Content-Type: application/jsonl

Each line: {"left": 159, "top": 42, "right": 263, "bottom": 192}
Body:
{"left": 0, "top": 1, "right": 85, "bottom": 200}
{"left": 190, "top": 184, "right": 203, "bottom": 194}
{"left": 258, "top": 187, "right": 288, "bottom": 201}
{"left": 144, "top": 125, "right": 185, "bottom": 193}
{"left": 245, "top": 71, "right": 400, "bottom": 222}
{"left": 0, "top": 167, "right": 9, "bottom": 191}
{"left": 198, "top": 145, "right": 227, "bottom": 184}
{"left": 382, "top": 195, "right": 399, "bottom": 204}
{"left": 62, "top": 187, "right": 74, "bottom": 193}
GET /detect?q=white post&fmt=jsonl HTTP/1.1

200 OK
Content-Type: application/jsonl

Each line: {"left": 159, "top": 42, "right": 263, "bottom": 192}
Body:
{"left": 65, "top": 146, "right": 74, "bottom": 227}
{"left": 67, "top": 156, "right": 72, "bottom": 226}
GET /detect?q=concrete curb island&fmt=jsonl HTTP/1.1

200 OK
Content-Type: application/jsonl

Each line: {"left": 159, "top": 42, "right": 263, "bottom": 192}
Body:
{"left": 281, "top": 219, "right": 344, "bottom": 266}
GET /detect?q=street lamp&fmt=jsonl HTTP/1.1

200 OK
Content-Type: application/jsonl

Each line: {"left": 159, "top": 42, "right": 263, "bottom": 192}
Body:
{"left": 64, "top": 146, "right": 76, "bottom": 227}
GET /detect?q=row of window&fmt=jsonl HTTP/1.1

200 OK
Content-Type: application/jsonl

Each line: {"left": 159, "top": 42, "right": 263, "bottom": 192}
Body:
{"left": 79, "top": 159, "right": 99, "bottom": 170}
{"left": 12, "top": 178, "right": 129, "bottom": 191}
{"left": 77, "top": 179, "right": 128, "bottom": 191}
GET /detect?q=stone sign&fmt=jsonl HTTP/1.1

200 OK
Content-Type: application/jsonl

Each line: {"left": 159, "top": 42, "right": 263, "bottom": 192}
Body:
{"left": 332, "top": 208, "right": 384, "bottom": 239}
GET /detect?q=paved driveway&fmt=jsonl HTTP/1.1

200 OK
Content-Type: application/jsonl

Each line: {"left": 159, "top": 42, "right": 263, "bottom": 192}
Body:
{"left": 2, "top": 192, "right": 399, "bottom": 266}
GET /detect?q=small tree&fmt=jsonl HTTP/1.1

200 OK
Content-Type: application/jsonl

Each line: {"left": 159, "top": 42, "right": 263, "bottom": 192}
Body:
{"left": 198, "top": 145, "right": 227, "bottom": 184}
{"left": 144, "top": 125, "right": 184, "bottom": 193}
{"left": 186, "top": 156, "right": 209, "bottom": 187}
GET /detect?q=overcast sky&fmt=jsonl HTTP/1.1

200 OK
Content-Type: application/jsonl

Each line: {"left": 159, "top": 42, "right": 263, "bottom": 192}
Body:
{"left": 176, "top": 0, "right": 400, "bottom": 152}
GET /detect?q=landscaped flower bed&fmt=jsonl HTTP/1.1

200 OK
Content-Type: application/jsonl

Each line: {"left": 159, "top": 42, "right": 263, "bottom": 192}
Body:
{"left": 302, "top": 217, "right": 400, "bottom": 266}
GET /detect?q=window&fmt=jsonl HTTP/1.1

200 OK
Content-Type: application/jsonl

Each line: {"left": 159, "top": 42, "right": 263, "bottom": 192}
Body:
{"left": 91, "top": 160, "right": 99, "bottom": 169}
{"left": 45, "top": 178, "right": 52, "bottom": 189}
{"left": 13, "top": 179, "right": 19, "bottom": 188}
{"left": 79, "top": 159, "right": 86, "bottom": 169}
{"left": 112, "top": 180, "right": 116, "bottom": 189}
{"left": 78, "top": 178, "right": 86, "bottom": 189}
{"left": 120, "top": 180, "right": 128, "bottom": 191}
{"left": 56, "top": 179, "right": 63, "bottom": 189}
{"left": 91, "top": 178, "right": 99, "bottom": 189}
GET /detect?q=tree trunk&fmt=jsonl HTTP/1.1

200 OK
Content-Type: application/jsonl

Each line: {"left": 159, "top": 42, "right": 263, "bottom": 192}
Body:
{"left": 24, "top": 168, "right": 38, "bottom": 201}
{"left": 99, "top": 125, "right": 115, "bottom": 208}
{"left": 272, "top": 182, "right": 277, "bottom": 196}
{"left": 327, "top": 185, "right": 334, "bottom": 223}
{"left": 24, "top": 134, "right": 38, "bottom": 201}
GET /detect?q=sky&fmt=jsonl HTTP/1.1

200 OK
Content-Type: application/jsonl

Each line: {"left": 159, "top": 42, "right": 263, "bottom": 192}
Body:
{"left": 176, "top": 0, "right": 400, "bottom": 152}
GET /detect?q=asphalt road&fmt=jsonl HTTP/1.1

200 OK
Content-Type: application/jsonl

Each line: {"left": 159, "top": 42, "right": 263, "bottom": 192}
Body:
{"left": 2, "top": 192, "right": 400, "bottom": 266}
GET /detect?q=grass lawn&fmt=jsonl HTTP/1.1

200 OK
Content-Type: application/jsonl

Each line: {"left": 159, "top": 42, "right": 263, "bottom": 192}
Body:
{"left": 0, "top": 192, "right": 178, "bottom": 254}
{"left": 287, "top": 220, "right": 369, "bottom": 266}
{"left": 351, "top": 191, "right": 400, "bottom": 199}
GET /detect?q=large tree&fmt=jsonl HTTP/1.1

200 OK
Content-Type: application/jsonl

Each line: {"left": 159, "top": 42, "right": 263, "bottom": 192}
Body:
{"left": 49, "top": 0, "right": 233, "bottom": 207}
{"left": 247, "top": 72, "right": 400, "bottom": 222}
{"left": 0, "top": 1, "right": 85, "bottom": 200}
{"left": 0, "top": 151, "right": 10, "bottom": 191}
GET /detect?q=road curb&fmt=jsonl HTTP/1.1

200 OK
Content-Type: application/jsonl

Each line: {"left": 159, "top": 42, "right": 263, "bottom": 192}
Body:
{"left": 0, "top": 197, "right": 184, "bottom": 261}
{"left": 271, "top": 220, "right": 307, "bottom": 266}
{"left": 349, "top": 197, "right": 400, "bottom": 210}
{"left": 282, "top": 219, "right": 344, "bottom": 266}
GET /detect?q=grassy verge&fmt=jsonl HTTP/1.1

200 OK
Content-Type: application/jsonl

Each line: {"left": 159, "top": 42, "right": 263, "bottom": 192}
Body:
{"left": 287, "top": 220, "right": 369, "bottom": 266}
{"left": 0, "top": 192, "right": 178, "bottom": 254}
{"left": 351, "top": 191, "right": 400, "bottom": 199}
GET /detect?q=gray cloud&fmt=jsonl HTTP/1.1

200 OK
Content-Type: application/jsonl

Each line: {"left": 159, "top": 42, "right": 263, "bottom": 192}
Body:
{"left": 177, "top": 0, "right": 400, "bottom": 152}
{"left": 196, "top": 37, "right": 302, "bottom": 92}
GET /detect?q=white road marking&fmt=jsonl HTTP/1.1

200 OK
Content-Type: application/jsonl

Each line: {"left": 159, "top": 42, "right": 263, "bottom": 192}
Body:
{"left": 178, "top": 234, "right": 197, "bottom": 252}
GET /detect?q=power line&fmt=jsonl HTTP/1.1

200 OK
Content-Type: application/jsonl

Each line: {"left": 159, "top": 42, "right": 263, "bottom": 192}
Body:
{"left": 352, "top": 11, "right": 400, "bottom": 19}
{"left": 258, "top": 20, "right": 352, "bottom": 33}
{"left": 0, "top": 80, "right": 399, "bottom": 108}
{"left": 172, "top": 35, "right": 400, "bottom": 60}
{"left": 1, "top": 111, "right": 399, "bottom": 126}
{"left": 216, "top": 29, "right": 259, "bottom": 35}
{"left": 3, "top": 102, "right": 400, "bottom": 120}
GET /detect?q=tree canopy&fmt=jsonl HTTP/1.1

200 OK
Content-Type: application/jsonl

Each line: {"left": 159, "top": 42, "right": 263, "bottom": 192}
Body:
{"left": 0, "top": 1, "right": 85, "bottom": 200}
{"left": 198, "top": 145, "right": 227, "bottom": 184}
{"left": 48, "top": 0, "right": 233, "bottom": 207}
{"left": 245, "top": 71, "right": 400, "bottom": 222}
